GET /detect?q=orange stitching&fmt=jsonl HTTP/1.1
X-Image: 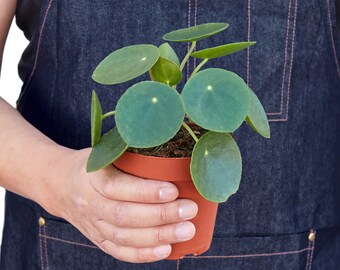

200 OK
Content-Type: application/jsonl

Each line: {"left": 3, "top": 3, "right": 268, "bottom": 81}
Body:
{"left": 306, "top": 230, "right": 316, "bottom": 270}
{"left": 194, "top": 0, "right": 197, "bottom": 27}
{"left": 39, "top": 234, "right": 98, "bottom": 249}
{"left": 186, "top": 0, "right": 192, "bottom": 81}
{"left": 184, "top": 246, "right": 312, "bottom": 259}
{"left": 246, "top": 0, "right": 251, "bottom": 86}
{"left": 18, "top": 0, "right": 54, "bottom": 101}
{"left": 305, "top": 235, "right": 312, "bottom": 270}
{"left": 39, "top": 226, "right": 44, "bottom": 270}
{"left": 43, "top": 225, "right": 50, "bottom": 270}
{"left": 248, "top": 0, "right": 295, "bottom": 120}
{"left": 308, "top": 234, "right": 316, "bottom": 270}
{"left": 283, "top": 0, "right": 299, "bottom": 122}
{"left": 267, "top": 0, "right": 292, "bottom": 116}
{"left": 41, "top": 230, "right": 313, "bottom": 267}
{"left": 193, "top": 0, "right": 198, "bottom": 70}
{"left": 267, "top": 0, "right": 298, "bottom": 122}
{"left": 326, "top": 0, "right": 340, "bottom": 77}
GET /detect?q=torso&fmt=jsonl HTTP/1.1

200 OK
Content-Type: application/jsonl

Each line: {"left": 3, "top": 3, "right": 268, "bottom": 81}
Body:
{"left": 1, "top": 1, "right": 339, "bottom": 269}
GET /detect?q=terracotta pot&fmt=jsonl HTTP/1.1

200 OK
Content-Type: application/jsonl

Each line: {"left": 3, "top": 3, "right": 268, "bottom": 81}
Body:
{"left": 113, "top": 151, "right": 218, "bottom": 260}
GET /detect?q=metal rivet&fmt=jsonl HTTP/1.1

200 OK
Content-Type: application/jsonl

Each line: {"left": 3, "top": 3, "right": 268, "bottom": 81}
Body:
{"left": 308, "top": 232, "right": 315, "bottom": 241}
{"left": 39, "top": 217, "right": 45, "bottom": 227}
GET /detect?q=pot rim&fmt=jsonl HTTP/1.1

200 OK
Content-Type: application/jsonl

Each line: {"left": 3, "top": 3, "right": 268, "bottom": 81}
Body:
{"left": 125, "top": 150, "right": 191, "bottom": 161}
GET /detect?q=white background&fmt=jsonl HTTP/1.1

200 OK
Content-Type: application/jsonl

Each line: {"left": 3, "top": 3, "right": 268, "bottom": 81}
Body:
{"left": 0, "top": 21, "right": 29, "bottom": 242}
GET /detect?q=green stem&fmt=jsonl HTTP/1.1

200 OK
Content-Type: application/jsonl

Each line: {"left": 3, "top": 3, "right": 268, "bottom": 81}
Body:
{"left": 182, "top": 121, "right": 199, "bottom": 143}
{"left": 102, "top": 111, "right": 116, "bottom": 120}
{"left": 188, "top": 58, "right": 208, "bottom": 80}
{"left": 180, "top": 41, "right": 197, "bottom": 71}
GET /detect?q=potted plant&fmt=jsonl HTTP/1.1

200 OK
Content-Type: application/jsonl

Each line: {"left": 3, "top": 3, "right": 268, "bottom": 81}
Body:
{"left": 86, "top": 23, "right": 270, "bottom": 260}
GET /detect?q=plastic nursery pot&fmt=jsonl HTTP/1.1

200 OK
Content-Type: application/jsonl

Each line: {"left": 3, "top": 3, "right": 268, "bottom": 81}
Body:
{"left": 113, "top": 151, "right": 219, "bottom": 260}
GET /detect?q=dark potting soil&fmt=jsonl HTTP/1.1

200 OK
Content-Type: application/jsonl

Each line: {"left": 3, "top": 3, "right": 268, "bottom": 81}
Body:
{"left": 128, "top": 125, "right": 206, "bottom": 158}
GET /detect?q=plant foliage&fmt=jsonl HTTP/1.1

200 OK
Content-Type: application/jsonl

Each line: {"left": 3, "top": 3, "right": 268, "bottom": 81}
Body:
{"left": 87, "top": 23, "right": 270, "bottom": 203}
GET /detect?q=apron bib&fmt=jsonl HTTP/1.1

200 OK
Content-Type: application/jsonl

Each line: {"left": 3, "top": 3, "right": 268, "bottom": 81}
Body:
{"left": 1, "top": 0, "right": 340, "bottom": 269}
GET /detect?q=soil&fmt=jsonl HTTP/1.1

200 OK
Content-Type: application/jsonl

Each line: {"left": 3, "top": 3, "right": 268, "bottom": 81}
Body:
{"left": 128, "top": 125, "right": 206, "bottom": 158}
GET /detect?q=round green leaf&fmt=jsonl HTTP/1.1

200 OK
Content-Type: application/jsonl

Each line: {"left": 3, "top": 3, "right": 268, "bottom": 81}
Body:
{"left": 162, "top": 23, "right": 229, "bottom": 42}
{"left": 159, "top": 43, "right": 180, "bottom": 66}
{"left": 191, "top": 131, "right": 242, "bottom": 203}
{"left": 182, "top": 68, "right": 251, "bottom": 132}
{"left": 91, "top": 90, "right": 103, "bottom": 147}
{"left": 246, "top": 88, "right": 270, "bottom": 138}
{"left": 92, "top": 44, "right": 159, "bottom": 85}
{"left": 116, "top": 81, "right": 185, "bottom": 148}
{"left": 149, "top": 57, "right": 182, "bottom": 86}
{"left": 86, "top": 127, "right": 128, "bottom": 172}
{"left": 191, "top": 42, "right": 256, "bottom": 59}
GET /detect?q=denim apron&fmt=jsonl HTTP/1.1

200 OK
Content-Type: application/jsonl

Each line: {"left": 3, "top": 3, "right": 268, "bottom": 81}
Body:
{"left": 1, "top": 0, "right": 340, "bottom": 269}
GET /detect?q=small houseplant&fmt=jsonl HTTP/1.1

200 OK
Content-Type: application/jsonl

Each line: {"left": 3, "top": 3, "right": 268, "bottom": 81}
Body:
{"left": 86, "top": 23, "right": 270, "bottom": 259}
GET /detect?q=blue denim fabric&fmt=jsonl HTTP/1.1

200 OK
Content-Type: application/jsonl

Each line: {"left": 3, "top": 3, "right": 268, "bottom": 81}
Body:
{"left": 1, "top": 0, "right": 340, "bottom": 269}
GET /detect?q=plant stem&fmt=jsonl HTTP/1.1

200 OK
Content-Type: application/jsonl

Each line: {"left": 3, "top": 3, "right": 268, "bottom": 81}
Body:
{"left": 102, "top": 111, "right": 116, "bottom": 120}
{"left": 188, "top": 58, "right": 208, "bottom": 80}
{"left": 180, "top": 41, "right": 197, "bottom": 71}
{"left": 182, "top": 121, "right": 199, "bottom": 143}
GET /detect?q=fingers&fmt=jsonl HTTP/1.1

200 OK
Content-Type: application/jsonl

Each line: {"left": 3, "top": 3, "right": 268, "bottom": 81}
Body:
{"left": 90, "top": 166, "right": 179, "bottom": 203}
{"left": 99, "top": 199, "right": 198, "bottom": 228}
{"left": 96, "top": 220, "right": 196, "bottom": 248}
{"left": 63, "top": 150, "right": 198, "bottom": 263}
{"left": 101, "top": 240, "right": 172, "bottom": 263}
{"left": 74, "top": 221, "right": 174, "bottom": 263}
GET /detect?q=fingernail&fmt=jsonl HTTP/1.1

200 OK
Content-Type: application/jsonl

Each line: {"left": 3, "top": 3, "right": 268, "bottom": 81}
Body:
{"left": 159, "top": 186, "right": 178, "bottom": 201}
{"left": 154, "top": 245, "right": 171, "bottom": 258}
{"left": 176, "top": 222, "right": 196, "bottom": 241}
{"left": 179, "top": 202, "right": 198, "bottom": 220}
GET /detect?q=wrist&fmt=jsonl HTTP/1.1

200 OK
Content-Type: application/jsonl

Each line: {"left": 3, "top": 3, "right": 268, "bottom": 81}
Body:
{"left": 34, "top": 143, "right": 77, "bottom": 218}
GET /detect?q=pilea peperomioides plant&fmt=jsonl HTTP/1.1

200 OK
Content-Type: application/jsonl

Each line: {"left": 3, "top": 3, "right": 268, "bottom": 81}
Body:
{"left": 87, "top": 22, "right": 270, "bottom": 203}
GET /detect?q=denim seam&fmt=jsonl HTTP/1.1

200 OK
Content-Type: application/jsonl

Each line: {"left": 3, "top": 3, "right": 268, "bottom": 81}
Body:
{"left": 39, "top": 226, "right": 44, "bottom": 270}
{"left": 246, "top": 0, "right": 251, "bottom": 86}
{"left": 39, "top": 234, "right": 99, "bottom": 249}
{"left": 305, "top": 235, "right": 312, "bottom": 270}
{"left": 186, "top": 0, "right": 192, "bottom": 81}
{"left": 39, "top": 234, "right": 312, "bottom": 258}
{"left": 283, "top": 0, "right": 298, "bottom": 121}
{"left": 176, "top": 247, "right": 312, "bottom": 270}
{"left": 193, "top": 0, "right": 198, "bottom": 70}
{"left": 43, "top": 225, "right": 50, "bottom": 270}
{"left": 18, "top": 0, "right": 55, "bottom": 102}
{"left": 40, "top": 230, "right": 313, "bottom": 269}
{"left": 184, "top": 247, "right": 312, "bottom": 259}
{"left": 267, "top": 0, "right": 292, "bottom": 116}
{"left": 306, "top": 230, "right": 316, "bottom": 270}
{"left": 308, "top": 234, "right": 316, "bottom": 270}
{"left": 268, "top": 0, "right": 298, "bottom": 122}
{"left": 326, "top": 0, "right": 340, "bottom": 78}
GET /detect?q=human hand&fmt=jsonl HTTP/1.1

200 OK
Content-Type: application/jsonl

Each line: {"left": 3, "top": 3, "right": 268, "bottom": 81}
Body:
{"left": 44, "top": 148, "right": 198, "bottom": 263}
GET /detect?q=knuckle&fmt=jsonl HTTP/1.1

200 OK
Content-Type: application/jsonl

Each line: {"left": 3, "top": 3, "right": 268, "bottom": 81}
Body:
{"left": 112, "top": 203, "right": 128, "bottom": 225}
{"left": 109, "top": 247, "right": 119, "bottom": 260}
{"left": 85, "top": 226, "right": 99, "bottom": 242}
{"left": 137, "top": 181, "right": 150, "bottom": 203}
{"left": 136, "top": 248, "right": 148, "bottom": 262}
{"left": 112, "top": 229, "right": 126, "bottom": 245}
{"left": 155, "top": 227, "right": 167, "bottom": 244}
{"left": 98, "top": 239, "right": 111, "bottom": 255}
{"left": 102, "top": 176, "right": 116, "bottom": 197}
{"left": 102, "top": 240, "right": 120, "bottom": 260}
{"left": 72, "top": 195, "right": 89, "bottom": 213}
{"left": 158, "top": 206, "right": 169, "bottom": 223}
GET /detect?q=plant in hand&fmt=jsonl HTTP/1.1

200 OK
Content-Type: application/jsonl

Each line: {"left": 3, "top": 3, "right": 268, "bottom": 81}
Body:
{"left": 87, "top": 23, "right": 270, "bottom": 203}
